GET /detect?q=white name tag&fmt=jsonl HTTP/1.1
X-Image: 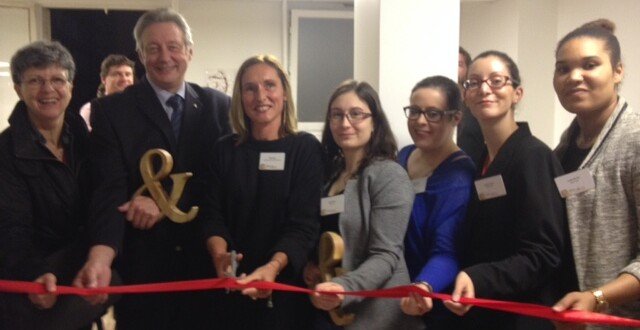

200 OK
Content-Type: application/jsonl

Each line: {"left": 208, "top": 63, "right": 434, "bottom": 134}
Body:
{"left": 474, "top": 175, "right": 507, "bottom": 201}
{"left": 321, "top": 195, "right": 345, "bottom": 216}
{"left": 554, "top": 168, "right": 595, "bottom": 198}
{"left": 259, "top": 152, "right": 285, "bottom": 171}
{"left": 411, "top": 177, "right": 428, "bottom": 194}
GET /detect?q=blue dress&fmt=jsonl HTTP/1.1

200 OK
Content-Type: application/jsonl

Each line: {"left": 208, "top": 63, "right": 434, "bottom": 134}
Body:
{"left": 398, "top": 146, "right": 475, "bottom": 328}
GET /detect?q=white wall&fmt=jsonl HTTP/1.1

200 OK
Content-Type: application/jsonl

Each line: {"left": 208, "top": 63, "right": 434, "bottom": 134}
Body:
{"left": 460, "top": 0, "right": 519, "bottom": 60}
{"left": 376, "top": 0, "right": 459, "bottom": 148}
{"left": 461, "top": 0, "right": 640, "bottom": 147}
{"left": 180, "top": 0, "right": 283, "bottom": 88}
{"left": 516, "top": 0, "right": 557, "bottom": 146}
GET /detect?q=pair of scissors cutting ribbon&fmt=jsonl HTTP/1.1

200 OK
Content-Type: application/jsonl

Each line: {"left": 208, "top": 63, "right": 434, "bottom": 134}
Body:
{"left": 225, "top": 250, "right": 239, "bottom": 293}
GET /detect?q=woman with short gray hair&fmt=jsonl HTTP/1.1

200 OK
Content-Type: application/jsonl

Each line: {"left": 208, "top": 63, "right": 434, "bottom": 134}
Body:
{"left": 0, "top": 40, "right": 115, "bottom": 329}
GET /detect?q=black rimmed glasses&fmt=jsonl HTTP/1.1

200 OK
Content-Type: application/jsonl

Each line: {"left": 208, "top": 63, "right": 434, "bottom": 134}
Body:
{"left": 403, "top": 106, "right": 458, "bottom": 122}
{"left": 329, "top": 110, "right": 373, "bottom": 125}
{"left": 462, "top": 74, "right": 518, "bottom": 90}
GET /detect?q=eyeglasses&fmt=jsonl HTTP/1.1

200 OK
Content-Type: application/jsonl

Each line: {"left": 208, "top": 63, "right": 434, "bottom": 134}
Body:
{"left": 22, "top": 77, "right": 69, "bottom": 90}
{"left": 462, "top": 75, "right": 518, "bottom": 90}
{"left": 403, "top": 106, "right": 458, "bottom": 122}
{"left": 329, "top": 110, "right": 372, "bottom": 124}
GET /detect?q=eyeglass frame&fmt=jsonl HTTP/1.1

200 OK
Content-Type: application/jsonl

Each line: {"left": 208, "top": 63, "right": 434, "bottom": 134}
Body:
{"left": 328, "top": 110, "right": 373, "bottom": 125}
{"left": 462, "top": 74, "right": 519, "bottom": 91}
{"left": 403, "top": 106, "right": 459, "bottom": 123}
{"left": 20, "top": 76, "right": 70, "bottom": 90}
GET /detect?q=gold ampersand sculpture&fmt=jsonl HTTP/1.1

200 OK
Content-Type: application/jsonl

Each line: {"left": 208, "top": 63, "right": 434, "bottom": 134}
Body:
{"left": 318, "top": 231, "right": 355, "bottom": 326}
{"left": 133, "top": 149, "right": 198, "bottom": 223}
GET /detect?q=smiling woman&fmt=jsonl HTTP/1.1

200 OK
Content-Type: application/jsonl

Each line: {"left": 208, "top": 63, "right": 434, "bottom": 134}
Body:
{"left": 309, "top": 80, "right": 424, "bottom": 329}
{"left": 201, "top": 54, "right": 323, "bottom": 329}
{"left": 397, "top": 76, "right": 475, "bottom": 330}
{"left": 552, "top": 19, "right": 640, "bottom": 328}
{"left": 443, "top": 51, "right": 574, "bottom": 330}
{"left": 0, "top": 40, "right": 116, "bottom": 329}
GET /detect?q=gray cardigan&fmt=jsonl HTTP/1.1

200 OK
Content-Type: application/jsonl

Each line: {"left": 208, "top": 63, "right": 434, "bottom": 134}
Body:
{"left": 332, "top": 159, "right": 424, "bottom": 330}
{"left": 555, "top": 97, "right": 640, "bottom": 323}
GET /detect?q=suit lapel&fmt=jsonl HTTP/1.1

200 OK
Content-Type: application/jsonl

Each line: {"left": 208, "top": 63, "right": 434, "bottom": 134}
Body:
{"left": 135, "top": 80, "right": 177, "bottom": 152}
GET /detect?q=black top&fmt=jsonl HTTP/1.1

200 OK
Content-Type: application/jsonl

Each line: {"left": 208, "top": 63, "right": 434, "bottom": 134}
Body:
{"left": 0, "top": 102, "right": 90, "bottom": 281}
{"left": 457, "top": 105, "right": 485, "bottom": 166}
{"left": 320, "top": 213, "right": 340, "bottom": 235}
{"left": 460, "top": 123, "right": 573, "bottom": 329}
{"left": 560, "top": 132, "right": 591, "bottom": 173}
{"left": 201, "top": 132, "right": 323, "bottom": 279}
{"left": 320, "top": 178, "right": 342, "bottom": 235}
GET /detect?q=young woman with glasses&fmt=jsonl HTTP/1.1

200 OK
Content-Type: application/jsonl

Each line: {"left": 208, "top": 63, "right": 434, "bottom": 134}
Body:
{"left": 397, "top": 76, "right": 475, "bottom": 329}
{"left": 443, "top": 51, "right": 572, "bottom": 329}
{"left": 309, "top": 80, "right": 423, "bottom": 329}
{"left": 551, "top": 19, "right": 640, "bottom": 328}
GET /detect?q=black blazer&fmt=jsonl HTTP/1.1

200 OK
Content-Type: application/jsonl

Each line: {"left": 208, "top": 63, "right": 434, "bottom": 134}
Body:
{"left": 87, "top": 79, "right": 231, "bottom": 281}
{"left": 460, "top": 123, "right": 573, "bottom": 330}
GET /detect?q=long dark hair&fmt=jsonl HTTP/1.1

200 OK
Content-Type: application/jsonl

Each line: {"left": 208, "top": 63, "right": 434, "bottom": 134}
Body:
{"left": 321, "top": 80, "right": 397, "bottom": 180}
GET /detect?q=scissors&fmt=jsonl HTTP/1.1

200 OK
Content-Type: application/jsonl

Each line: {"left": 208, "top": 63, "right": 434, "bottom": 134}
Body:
{"left": 225, "top": 250, "right": 239, "bottom": 293}
{"left": 229, "top": 250, "right": 238, "bottom": 277}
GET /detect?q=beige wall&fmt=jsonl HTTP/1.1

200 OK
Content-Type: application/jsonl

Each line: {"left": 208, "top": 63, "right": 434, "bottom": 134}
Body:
{"left": 180, "top": 0, "right": 283, "bottom": 88}
{"left": 0, "top": 5, "right": 32, "bottom": 131}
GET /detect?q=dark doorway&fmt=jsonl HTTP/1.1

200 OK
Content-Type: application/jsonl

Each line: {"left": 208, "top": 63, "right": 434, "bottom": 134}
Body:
{"left": 50, "top": 9, "right": 145, "bottom": 113}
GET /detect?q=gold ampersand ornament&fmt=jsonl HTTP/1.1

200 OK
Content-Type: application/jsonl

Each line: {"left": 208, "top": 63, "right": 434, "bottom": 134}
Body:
{"left": 318, "top": 231, "right": 355, "bottom": 326}
{"left": 133, "top": 149, "right": 198, "bottom": 223}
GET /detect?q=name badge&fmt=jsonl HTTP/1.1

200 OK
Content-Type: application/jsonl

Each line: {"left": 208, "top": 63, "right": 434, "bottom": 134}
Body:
{"left": 259, "top": 152, "right": 285, "bottom": 171}
{"left": 554, "top": 168, "right": 595, "bottom": 198}
{"left": 474, "top": 175, "right": 507, "bottom": 201}
{"left": 321, "top": 195, "right": 345, "bottom": 216}
{"left": 411, "top": 177, "right": 428, "bottom": 194}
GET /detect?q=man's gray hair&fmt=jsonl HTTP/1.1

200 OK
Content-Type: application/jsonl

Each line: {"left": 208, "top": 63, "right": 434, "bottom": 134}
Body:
{"left": 133, "top": 8, "right": 193, "bottom": 52}
{"left": 10, "top": 40, "right": 76, "bottom": 84}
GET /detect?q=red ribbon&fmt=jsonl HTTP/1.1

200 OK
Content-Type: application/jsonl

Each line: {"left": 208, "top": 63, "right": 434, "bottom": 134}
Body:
{"left": 1, "top": 278, "right": 639, "bottom": 327}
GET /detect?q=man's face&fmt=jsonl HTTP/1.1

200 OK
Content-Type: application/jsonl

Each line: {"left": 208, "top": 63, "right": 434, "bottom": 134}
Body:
{"left": 458, "top": 53, "right": 469, "bottom": 85}
{"left": 102, "top": 65, "right": 134, "bottom": 95}
{"left": 138, "top": 22, "right": 192, "bottom": 93}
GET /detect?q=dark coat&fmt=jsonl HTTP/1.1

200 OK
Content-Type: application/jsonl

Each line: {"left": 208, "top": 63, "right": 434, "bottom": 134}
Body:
{"left": 0, "top": 102, "right": 90, "bottom": 281}
{"left": 86, "top": 79, "right": 231, "bottom": 329}
{"left": 87, "top": 78, "right": 231, "bottom": 280}
{"left": 460, "top": 123, "right": 573, "bottom": 330}
{"left": 456, "top": 105, "right": 484, "bottom": 166}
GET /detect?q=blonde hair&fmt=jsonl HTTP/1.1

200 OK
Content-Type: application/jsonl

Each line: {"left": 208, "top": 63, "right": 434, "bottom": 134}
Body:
{"left": 230, "top": 54, "right": 297, "bottom": 144}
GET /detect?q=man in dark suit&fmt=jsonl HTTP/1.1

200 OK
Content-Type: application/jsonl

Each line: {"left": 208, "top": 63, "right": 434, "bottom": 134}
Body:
{"left": 73, "top": 8, "right": 231, "bottom": 329}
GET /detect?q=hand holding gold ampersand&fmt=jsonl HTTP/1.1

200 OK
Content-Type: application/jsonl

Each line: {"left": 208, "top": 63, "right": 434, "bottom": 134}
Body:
{"left": 317, "top": 231, "right": 355, "bottom": 326}
{"left": 133, "top": 149, "right": 198, "bottom": 223}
